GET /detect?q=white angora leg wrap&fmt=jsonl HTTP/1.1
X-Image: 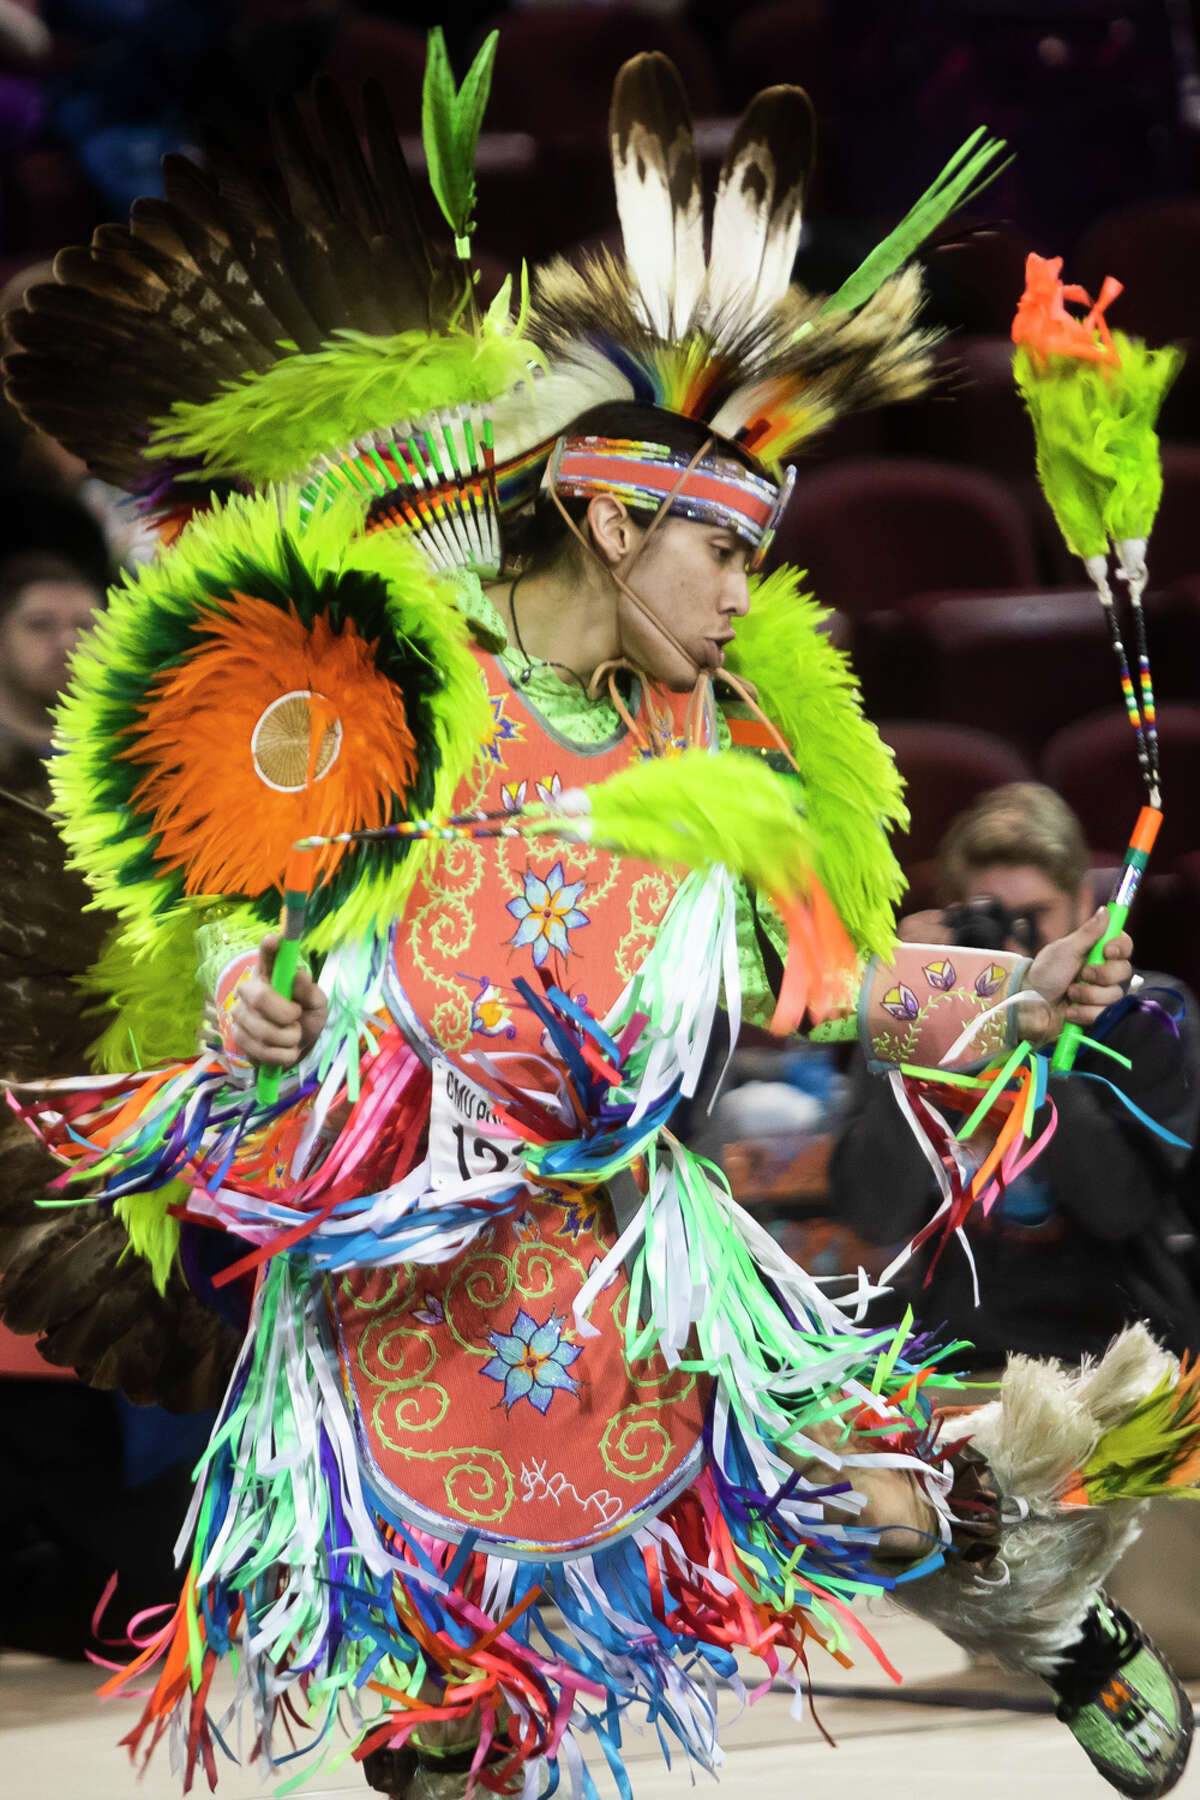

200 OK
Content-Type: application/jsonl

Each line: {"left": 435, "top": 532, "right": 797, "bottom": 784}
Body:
{"left": 893, "top": 1325, "right": 1176, "bottom": 1675}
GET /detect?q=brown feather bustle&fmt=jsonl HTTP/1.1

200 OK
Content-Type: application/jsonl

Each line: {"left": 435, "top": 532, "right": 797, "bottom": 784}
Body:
{"left": 0, "top": 782, "right": 240, "bottom": 1411}
{"left": 0, "top": 1131, "right": 239, "bottom": 1412}
{"left": 2, "top": 79, "right": 465, "bottom": 500}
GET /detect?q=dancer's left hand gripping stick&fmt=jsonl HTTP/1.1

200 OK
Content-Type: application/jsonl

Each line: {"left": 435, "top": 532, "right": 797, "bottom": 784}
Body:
{"left": 1050, "top": 803, "right": 1162, "bottom": 1073}
{"left": 256, "top": 844, "right": 317, "bottom": 1107}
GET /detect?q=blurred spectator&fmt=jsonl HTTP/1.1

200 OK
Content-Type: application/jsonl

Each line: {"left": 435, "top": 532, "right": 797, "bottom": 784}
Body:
{"left": 829, "top": 781, "right": 1200, "bottom": 1365}
{"left": 0, "top": 481, "right": 107, "bottom": 790}
{"left": 0, "top": 551, "right": 102, "bottom": 784}
{"left": 7, "top": 3, "right": 336, "bottom": 220}
{"left": 0, "top": 1, "right": 52, "bottom": 62}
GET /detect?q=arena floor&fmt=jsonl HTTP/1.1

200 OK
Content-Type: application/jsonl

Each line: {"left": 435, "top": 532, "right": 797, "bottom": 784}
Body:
{"left": 4, "top": 1606, "right": 1198, "bottom": 1800}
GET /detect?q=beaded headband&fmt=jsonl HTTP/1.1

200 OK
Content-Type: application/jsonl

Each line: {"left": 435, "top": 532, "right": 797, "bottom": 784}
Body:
{"left": 550, "top": 435, "right": 795, "bottom": 569}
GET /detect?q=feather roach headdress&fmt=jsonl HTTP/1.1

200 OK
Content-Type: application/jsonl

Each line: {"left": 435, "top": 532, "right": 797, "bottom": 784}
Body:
{"left": 505, "top": 53, "right": 1008, "bottom": 560}
{"left": 2, "top": 32, "right": 538, "bottom": 575}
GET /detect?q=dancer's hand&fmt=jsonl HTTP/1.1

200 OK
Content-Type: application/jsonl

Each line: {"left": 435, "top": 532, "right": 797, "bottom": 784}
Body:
{"left": 1019, "top": 906, "right": 1133, "bottom": 1043}
{"left": 231, "top": 933, "right": 329, "bottom": 1066}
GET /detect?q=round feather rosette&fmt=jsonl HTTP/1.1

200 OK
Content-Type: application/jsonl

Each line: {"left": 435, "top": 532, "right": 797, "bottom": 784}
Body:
{"left": 52, "top": 490, "right": 489, "bottom": 952}
{"left": 125, "top": 595, "right": 419, "bottom": 899}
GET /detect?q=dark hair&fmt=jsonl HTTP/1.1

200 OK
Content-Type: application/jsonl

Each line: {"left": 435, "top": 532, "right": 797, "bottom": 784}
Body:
{"left": 0, "top": 484, "right": 111, "bottom": 623}
{"left": 503, "top": 400, "right": 757, "bottom": 574}
{"left": 0, "top": 551, "right": 102, "bottom": 615}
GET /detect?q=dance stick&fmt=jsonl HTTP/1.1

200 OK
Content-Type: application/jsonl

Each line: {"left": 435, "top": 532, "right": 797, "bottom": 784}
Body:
{"left": 256, "top": 846, "right": 318, "bottom": 1106}
{"left": 1050, "top": 804, "right": 1162, "bottom": 1073}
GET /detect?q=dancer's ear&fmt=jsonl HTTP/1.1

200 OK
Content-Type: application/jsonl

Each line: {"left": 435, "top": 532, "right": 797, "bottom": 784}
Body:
{"left": 586, "top": 494, "right": 642, "bottom": 567}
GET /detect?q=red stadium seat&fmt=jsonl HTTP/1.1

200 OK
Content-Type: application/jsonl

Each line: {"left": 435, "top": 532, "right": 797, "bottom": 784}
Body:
{"left": 1072, "top": 201, "right": 1200, "bottom": 445}
{"left": 1074, "top": 199, "right": 1200, "bottom": 348}
{"left": 904, "top": 337, "right": 1032, "bottom": 482}
{"left": 774, "top": 458, "right": 1040, "bottom": 618}
{"left": 1041, "top": 703, "right": 1200, "bottom": 868}
{"left": 317, "top": 15, "right": 426, "bottom": 124}
{"left": 876, "top": 721, "right": 1035, "bottom": 872}
{"left": 899, "top": 588, "right": 1129, "bottom": 761}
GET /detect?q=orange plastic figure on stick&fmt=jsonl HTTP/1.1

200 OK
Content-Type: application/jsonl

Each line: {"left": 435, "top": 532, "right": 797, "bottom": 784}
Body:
{"left": 1012, "top": 252, "right": 1122, "bottom": 367}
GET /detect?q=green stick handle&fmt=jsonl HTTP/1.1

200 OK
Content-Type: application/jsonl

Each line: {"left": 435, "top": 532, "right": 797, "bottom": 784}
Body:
{"left": 254, "top": 845, "right": 316, "bottom": 1107}
{"left": 1050, "top": 909, "right": 1128, "bottom": 1073}
{"left": 255, "top": 936, "right": 303, "bottom": 1106}
{"left": 1050, "top": 804, "right": 1162, "bottom": 1074}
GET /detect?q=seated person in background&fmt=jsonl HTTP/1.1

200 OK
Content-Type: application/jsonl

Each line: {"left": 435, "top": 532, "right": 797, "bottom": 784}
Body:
{"left": 829, "top": 781, "right": 1200, "bottom": 1366}
{"left": 0, "top": 489, "right": 109, "bottom": 795}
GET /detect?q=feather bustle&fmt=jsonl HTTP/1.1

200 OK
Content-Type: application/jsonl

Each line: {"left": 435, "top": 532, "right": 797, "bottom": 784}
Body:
{"left": 1, "top": 78, "right": 471, "bottom": 497}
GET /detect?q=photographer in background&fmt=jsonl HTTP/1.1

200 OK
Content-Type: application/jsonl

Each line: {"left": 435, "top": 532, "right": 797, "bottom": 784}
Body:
{"left": 829, "top": 782, "right": 1200, "bottom": 1365}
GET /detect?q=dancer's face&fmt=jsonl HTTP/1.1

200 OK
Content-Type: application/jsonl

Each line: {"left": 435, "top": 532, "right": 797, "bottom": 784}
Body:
{"left": 604, "top": 513, "right": 754, "bottom": 692}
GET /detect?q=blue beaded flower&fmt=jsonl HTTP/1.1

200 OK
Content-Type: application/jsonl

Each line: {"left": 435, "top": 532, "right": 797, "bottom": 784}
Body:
{"left": 506, "top": 862, "right": 589, "bottom": 966}
{"left": 482, "top": 1309, "right": 582, "bottom": 1414}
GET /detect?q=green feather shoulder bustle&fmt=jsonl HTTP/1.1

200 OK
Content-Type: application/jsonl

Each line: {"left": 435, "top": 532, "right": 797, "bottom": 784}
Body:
{"left": 724, "top": 564, "right": 908, "bottom": 959}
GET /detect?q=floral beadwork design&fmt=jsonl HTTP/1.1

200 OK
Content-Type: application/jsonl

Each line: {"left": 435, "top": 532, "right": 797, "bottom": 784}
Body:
{"left": 975, "top": 962, "right": 1008, "bottom": 997}
{"left": 482, "top": 1309, "right": 583, "bottom": 1415}
{"left": 482, "top": 692, "right": 524, "bottom": 766}
{"left": 464, "top": 975, "right": 516, "bottom": 1039}
{"left": 506, "top": 861, "right": 589, "bottom": 966}
{"left": 868, "top": 947, "right": 1014, "bottom": 1067}
{"left": 881, "top": 983, "right": 919, "bottom": 1021}
{"left": 554, "top": 1188, "right": 609, "bottom": 1241}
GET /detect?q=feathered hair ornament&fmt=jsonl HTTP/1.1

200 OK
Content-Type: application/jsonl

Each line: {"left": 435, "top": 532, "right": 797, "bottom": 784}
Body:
{"left": 503, "top": 52, "right": 1008, "bottom": 552}
{"left": 2, "top": 32, "right": 539, "bottom": 575}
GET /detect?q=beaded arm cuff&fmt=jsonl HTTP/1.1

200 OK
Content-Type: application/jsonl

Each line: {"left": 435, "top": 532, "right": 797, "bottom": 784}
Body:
{"left": 859, "top": 944, "right": 1029, "bottom": 1072}
{"left": 194, "top": 915, "right": 263, "bottom": 1056}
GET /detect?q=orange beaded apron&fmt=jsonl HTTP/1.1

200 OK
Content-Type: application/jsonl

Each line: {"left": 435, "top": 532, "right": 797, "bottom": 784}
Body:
{"left": 333, "top": 646, "right": 711, "bottom": 1556}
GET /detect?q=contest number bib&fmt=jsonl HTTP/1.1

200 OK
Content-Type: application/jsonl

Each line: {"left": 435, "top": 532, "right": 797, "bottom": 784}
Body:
{"left": 428, "top": 1056, "right": 519, "bottom": 1189}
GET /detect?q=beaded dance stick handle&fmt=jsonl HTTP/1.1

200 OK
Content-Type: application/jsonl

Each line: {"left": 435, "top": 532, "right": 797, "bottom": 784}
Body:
{"left": 256, "top": 847, "right": 317, "bottom": 1106}
{"left": 1051, "top": 548, "right": 1165, "bottom": 1076}
{"left": 1116, "top": 540, "right": 1160, "bottom": 795}
{"left": 1087, "top": 552, "right": 1161, "bottom": 808}
{"left": 1050, "top": 803, "right": 1162, "bottom": 1073}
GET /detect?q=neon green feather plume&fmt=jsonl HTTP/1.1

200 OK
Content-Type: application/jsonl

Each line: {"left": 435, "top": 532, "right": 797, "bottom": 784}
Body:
{"left": 82, "top": 907, "right": 211, "bottom": 1072}
{"left": 148, "top": 317, "right": 537, "bottom": 484}
{"left": 568, "top": 748, "right": 816, "bottom": 898}
{"left": 1078, "top": 1364, "right": 1200, "bottom": 1504}
{"left": 824, "top": 129, "right": 1010, "bottom": 318}
{"left": 79, "top": 907, "right": 224, "bottom": 1287}
{"left": 725, "top": 566, "right": 907, "bottom": 958}
{"left": 1014, "top": 333, "right": 1183, "bottom": 560}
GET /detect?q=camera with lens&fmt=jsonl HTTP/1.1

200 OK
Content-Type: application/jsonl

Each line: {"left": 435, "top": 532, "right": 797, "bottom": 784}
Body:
{"left": 940, "top": 895, "right": 1044, "bottom": 955}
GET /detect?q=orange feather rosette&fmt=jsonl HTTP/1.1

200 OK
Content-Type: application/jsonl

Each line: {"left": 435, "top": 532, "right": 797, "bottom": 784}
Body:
{"left": 122, "top": 593, "right": 417, "bottom": 897}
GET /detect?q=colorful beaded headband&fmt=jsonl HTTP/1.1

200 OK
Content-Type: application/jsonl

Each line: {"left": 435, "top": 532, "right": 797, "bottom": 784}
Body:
{"left": 550, "top": 435, "right": 796, "bottom": 568}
